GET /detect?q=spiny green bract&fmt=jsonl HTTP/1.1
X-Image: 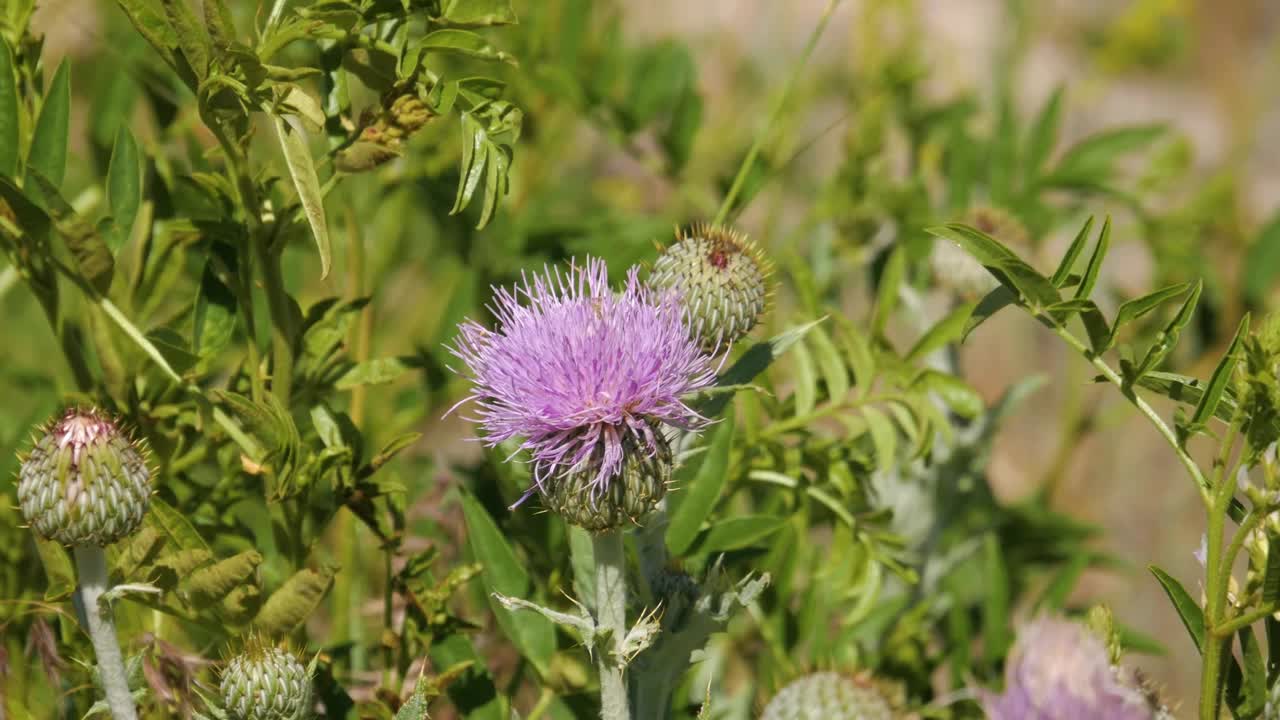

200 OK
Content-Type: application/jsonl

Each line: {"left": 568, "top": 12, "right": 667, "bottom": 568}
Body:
{"left": 761, "top": 672, "right": 897, "bottom": 720}
{"left": 649, "top": 223, "right": 770, "bottom": 349}
{"left": 221, "top": 645, "right": 313, "bottom": 720}
{"left": 16, "top": 408, "right": 151, "bottom": 547}
{"left": 539, "top": 425, "right": 673, "bottom": 533}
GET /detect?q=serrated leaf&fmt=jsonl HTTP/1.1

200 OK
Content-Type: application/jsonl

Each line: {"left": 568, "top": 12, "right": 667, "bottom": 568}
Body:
{"left": 27, "top": 60, "right": 71, "bottom": 191}
{"left": 270, "top": 113, "right": 330, "bottom": 278}
{"left": 460, "top": 492, "right": 555, "bottom": 674}
{"left": 193, "top": 261, "right": 238, "bottom": 356}
{"left": 336, "top": 356, "right": 411, "bottom": 389}
{"left": 0, "top": 36, "right": 18, "bottom": 177}
{"left": 667, "top": 409, "right": 735, "bottom": 555}
{"left": 1050, "top": 217, "right": 1095, "bottom": 288}
{"left": 105, "top": 127, "right": 142, "bottom": 253}
{"left": 1149, "top": 565, "right": 1204, "bottom": 653}
{"left": 690, "top": 515, "right": 787, "bottom": 554}
{"left": 254, "top": 566, "right": 336, "bottom": 634}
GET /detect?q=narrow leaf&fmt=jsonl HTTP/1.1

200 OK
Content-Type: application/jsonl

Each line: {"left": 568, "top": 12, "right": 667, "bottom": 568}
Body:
{"left": 1133, "top": 280, "right": 1202, "bottom": 381}
{"left": 0, "top": 36, "right": 18, "bottom": 177}
{"left": 963, "top": 286, "right": 1016, "bottom": 340}
{"left": 1050, "top": 216, "right": 1094, "bottom": 288}
{"left": 690, "top": 515, "right": 787, "bottom": 554}
{"left": 1073, "top": 216, "right": 1110, "bottom": 301}
{"left": 871, "top": 246, "right": 905, "bottom": 337}
{"left": 982, "top": 533, "right": 1011, "bottom": 663}
{"left": 270, "top": 114, "right": 331, "bottom": 278}
{"left": 667, "top": 410, "right": 735, "bottom": 555}
{"left": 906, "top": 302, "right": 975, "bottom": 363}
{"left": 27, "top": 60, "right": 71, "bottom": 190}
{"left": 106, "top": 127, "right": 142, "bottom": 253}
{"left": 1149, "top": 565, "right": 1204, "bottom": 653}
{"left": 1188, "top": 314, "right": 1249, "bottom": 432}
{"left": 1024, "top": 85, "right": 1064, "bottom": 178}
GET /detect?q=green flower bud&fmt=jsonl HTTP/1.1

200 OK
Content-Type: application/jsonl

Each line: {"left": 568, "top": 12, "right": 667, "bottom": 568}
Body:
{"left": 649, "top": 223, "right": 770, "bottom": 349}
{"left": 540, "top": 427, "right": 672, "bottom": 533}
{"left": 762, "top": 672, "right": 898, "bottom": 720}
{"left": 221, "top": 645, "right": 313, "bottom": 720}
{"left": 17, "top": 408, "right": 152, "bottom": 547}
{"left": 932, "top": 206, "right": 1030, "bottom": 301}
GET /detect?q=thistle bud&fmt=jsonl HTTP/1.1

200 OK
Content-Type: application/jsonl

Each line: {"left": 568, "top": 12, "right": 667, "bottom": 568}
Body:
{"left": 649, "top": 223, "right": 770, "bottom": 350}
{"left": 761, "top": 672, "right": 897, "bottom": 720}
{"left": 540, "top": 427, "right": 672, "bottom": 533}
{"left": 17, "top": 408, "right": 151, "bottom": 547}
{"left": 932, "top": 206, "right": 1030, "bottom": 301}
{"left": 221, "top": 645, "right": 313, "bottom": 720}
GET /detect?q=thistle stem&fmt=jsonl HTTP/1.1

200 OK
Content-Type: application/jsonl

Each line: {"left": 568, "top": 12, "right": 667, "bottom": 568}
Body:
{"left": 73, "top": 545, "right": 138, "bottom": 720}
{"left": 593, "top": 530, "right": 631, "bottom": 720}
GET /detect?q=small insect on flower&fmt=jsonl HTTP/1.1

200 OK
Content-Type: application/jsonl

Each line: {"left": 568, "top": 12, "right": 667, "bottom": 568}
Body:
{"left": 448, "top": 258, "right": 717, "bottom": 530}
{"left": 17, "top": 407, "right": 152, "bottom": 547}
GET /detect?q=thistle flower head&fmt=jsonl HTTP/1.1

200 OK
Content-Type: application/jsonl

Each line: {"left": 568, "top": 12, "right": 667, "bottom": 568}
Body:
{"left": 221, "top": 641, "right": 312, "bottom": 720}
{"left": 449, "top": 258, "right": 716, "bottom": 514}
{"left": 761, "top": 672, "right": 897, "bottom": 720}
{"left": 649, "top": 223, "right": 770, "bottom": 349}
{"left": 981, "top": 616, "right": 1158, "bottom": 720}
{"left": 17, "top": 407, "right": 151, "bottom": 547}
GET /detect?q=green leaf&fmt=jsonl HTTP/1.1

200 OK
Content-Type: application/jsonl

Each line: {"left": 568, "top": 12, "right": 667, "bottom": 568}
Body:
{"left": 1149, "top": 565, "right": 1204, "bottom": 653}
{"left": 1187, "top": 314, "right": 1248, "bottom": 434}
{"left": 1106, "top": 282, "right": 1195, "bottom": 350}
{"left": 1024, "top": 85, "right": 1063, "bottom": 178}
{"left": 667, "top": 409, "right": 735, "bottom": 555}
{"left": 0, "top": 36, "right": 18, "bottom": 177}
{"left": 690, "top": 515, "right": 787, "bottom": 554}
{"left": 439, "top": 0, "right": 517, "bottom": 26}
{"left": 696, "top": 318, "right": 825, "bottom": 417}
{"left": 182, "top": 550, "right": 262, "bottom": 606}
{"left": 1231, "top": 625, "right": 1268, "bottom": 718}
{"left": 982, "top": 533, "right": 1011, "bottom": 663}
{"left": 1130, "top": 371, "right": 1237, "bottom": 422}
{"left": 335, "top": 357, "right": 411, "bottom": 389}
{"left": 27, "top": 60, "right": 71, "bottom": 190}
{"left": 106, "top": 127, "right": 142, "bottom": 253}
{"left": 1072, "top": 215, "right": 1110, "bottom": 301}
{"left": 915, "top": 370, "right": 983, "bottom": 419}
{"left": 114, "top": 0, "right": 182, "bottom": 75}
{"left": 1243, "top": 213, "right": 1280, "bottom": 306}
{"left": 35, "top": 537, "right": 76, "bottom": 601}
{"left": 1132, "top": 280, "right": 1202, "bottom": 382}
{"left": 459, "top": 492, "right": 554, "bottom": 674}
{"left": 1050, "top": 216, "right": 1095, "bottom": 288}
{"left": 791, "top": 337, "right": 816, "bottom": 417}
{"left": 1264, "top": 534, "right": 1280, "bottom": 606}
{"left": 99, "top": 298, "right": 183, "bottom": 383}
{"left": 414, "top": 29, "right": 515, "bottom": 64}
{"left": 1050, "top": 125, "right": 1164, "bottom": 182}
{"left": 193, "top": 261, "right": 238, "bottom": 357}
{"left": 807, "top": 325, "right": 848, "bottom": 401}
{"left": 862, "top": 405, "right": 897, "bottom": 471}
{"left": 254, "top": 566, "right": 336, "bottom": 634}
{"left": 161, "top": 0, "right": 210, "bottom": 83}
{"left": 270, "top": 114, "right": 331, "bottom": 278}
{"left": 871, "top": 246, "right": 905, "bottom": 337}
{"left": 906, "top": 302, "right": 974, "bottom": 362}
{"left": 963, "top": 286, "right": 1016, "bottom": 340}
{"left": 147, "top": 498, "right": 210, "bottom": 552}
{"left": 927, "top": 224, "right": 1060, "bottom": 311}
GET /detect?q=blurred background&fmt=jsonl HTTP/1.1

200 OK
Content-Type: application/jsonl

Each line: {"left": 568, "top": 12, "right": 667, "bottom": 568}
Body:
{"left": 14, "top": 0, "right": 1280, "bottom": 711}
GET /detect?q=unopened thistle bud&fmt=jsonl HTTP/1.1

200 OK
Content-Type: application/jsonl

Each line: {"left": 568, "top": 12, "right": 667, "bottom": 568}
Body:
{"left": 221, "top": 644, "right": 313, "bottom": 720}
{"left": 932, "top": 206, "right": 1030, "bottom": 301}
{"left": 540, "top": 427, "right": 672, "bottom": 533}
{"left": 17, "top": 408, "right": 151, "bottom": 547}
{"left": 649, "top": 223, "right": 770, "bottom": 349}
{"left": 761, "top": 672, "right": 897, "bottom": 720}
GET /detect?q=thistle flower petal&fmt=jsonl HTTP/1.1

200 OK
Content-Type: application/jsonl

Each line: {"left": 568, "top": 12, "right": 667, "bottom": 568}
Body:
{"left": 448, "top": 258, "right": 715, "bottom": 507}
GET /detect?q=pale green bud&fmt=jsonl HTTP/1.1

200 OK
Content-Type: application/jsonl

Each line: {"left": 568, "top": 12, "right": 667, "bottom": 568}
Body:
{"left": 761, "top": 672, "right": 898, "bottom": 720}
{"left": 17, "top": 408, "right": 151, "bottom": 547}
{"left": 221, "top": 645, "right": 313, "bottom": 720}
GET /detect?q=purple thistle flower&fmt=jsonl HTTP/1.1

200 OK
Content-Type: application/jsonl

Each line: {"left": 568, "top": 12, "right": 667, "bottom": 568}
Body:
{"left": 981, "top": 616, "right": 1159, "bottom": 720}
{"left": 448, "top": 258, "right": 717, "bottom": 504}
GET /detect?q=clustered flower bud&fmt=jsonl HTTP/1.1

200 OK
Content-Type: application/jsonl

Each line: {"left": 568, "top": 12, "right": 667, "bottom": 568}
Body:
{"left": 541, "top": 425, "right": 672, "bottom": 532}
{"left": 649, "top": 223, "right": 770, "bottom": 350}
{"left": 761, "top": 672, "right": 898, "bottom": 720}
{"left": 221, "top": 644, "right": 313, "bottom": 720}
{"left": 334, "top": 92, "right": 436, "bottom": 173}
{"left": 931, "top": 206, "right": 1030, "bottom": 301}
{"left": 17, "top": 408, "right": 152, "bottom": 547}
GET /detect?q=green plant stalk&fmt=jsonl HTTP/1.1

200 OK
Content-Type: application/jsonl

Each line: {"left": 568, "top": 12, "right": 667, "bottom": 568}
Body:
{"left": 73, "top": 545, "right": 138, "bottom": 720}
{"left": 257, "top": 237, "right": 295, "bottom": 405}
{"left": 593, "top": 530, "right": 630, "bottom": 720}
{"left": 1201, "top": 411, "right": 1246, "bottom": 719}
{"left": 711, "top": 0, "right": 842, "bottom": 226}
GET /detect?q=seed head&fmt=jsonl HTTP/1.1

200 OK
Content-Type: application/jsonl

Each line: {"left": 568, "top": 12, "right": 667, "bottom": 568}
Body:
{"left": 17, "top": 408, "right": 151, "bottom": 547}
{"left": 221, "top": 643, "right": 312, "bottom": 720}
{"left": 761, "top": 672, "right": 897, "bottom": 720}
{"left": 649, "top": 223, "right": 770, "bottom": 350}
{"left": 448, "top": 258, "right": 715, "bottom": 514}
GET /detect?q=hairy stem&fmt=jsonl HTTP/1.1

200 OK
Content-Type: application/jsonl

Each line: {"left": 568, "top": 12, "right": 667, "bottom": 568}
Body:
{"left": 74, "top": 545, "right": 138, "bottom": 720}
{"left": 593, "top": 530, "right": 630, "bottom": 720}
